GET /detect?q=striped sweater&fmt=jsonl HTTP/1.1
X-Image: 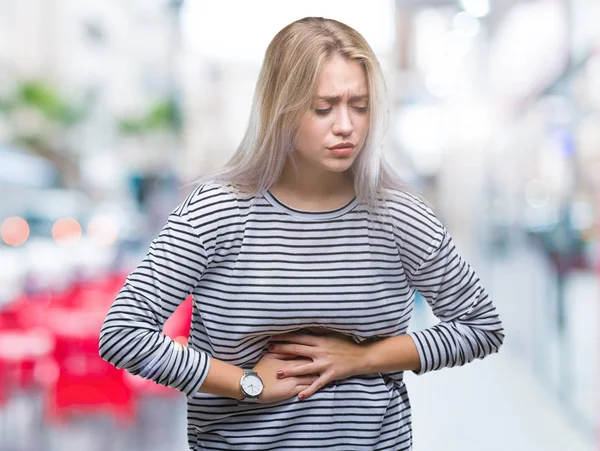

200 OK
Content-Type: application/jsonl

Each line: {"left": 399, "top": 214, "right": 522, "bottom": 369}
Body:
{"left": 99, "top": 182, "right": 504, "bottom": 450}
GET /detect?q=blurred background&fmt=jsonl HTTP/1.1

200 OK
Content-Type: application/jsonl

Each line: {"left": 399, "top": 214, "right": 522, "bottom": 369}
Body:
{"left": 0, "top": 0, "right": 598, "bottom": 450}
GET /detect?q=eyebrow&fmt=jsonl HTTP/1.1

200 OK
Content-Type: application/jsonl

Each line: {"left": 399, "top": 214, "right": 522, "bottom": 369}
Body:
{"left": 316, "top": 94, "right": 369, "bottom": 103}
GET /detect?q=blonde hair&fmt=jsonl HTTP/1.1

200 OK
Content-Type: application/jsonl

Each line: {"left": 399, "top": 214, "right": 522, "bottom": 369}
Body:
{"left": 193, "top": 16, "right": 410, "bottom": 208}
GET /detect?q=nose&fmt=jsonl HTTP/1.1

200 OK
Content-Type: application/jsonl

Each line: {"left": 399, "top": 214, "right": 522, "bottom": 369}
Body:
{"left": 332, "top": 106, "right": 353, "bottom": 137}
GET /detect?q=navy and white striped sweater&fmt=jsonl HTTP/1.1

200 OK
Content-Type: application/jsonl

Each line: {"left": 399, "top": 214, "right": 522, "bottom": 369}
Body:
{"left": 99, "top": 182, "right": 504, "bottom": 450}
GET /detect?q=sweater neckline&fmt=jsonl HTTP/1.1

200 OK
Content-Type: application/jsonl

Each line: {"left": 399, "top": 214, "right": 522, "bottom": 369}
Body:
{"left": 263, "top": 190, "right": 359, "bottom": 220}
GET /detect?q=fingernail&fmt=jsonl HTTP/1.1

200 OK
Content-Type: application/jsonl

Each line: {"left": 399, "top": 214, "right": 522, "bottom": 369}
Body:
{"left": 276, "top": 370, "right": 284, "bottom": 378}
{"left": 298, "top": 394, "right": 305, "bottom": 400}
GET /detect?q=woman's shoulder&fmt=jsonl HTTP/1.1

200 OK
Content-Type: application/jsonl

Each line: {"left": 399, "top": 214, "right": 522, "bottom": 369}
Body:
{"left": 382, "top": 187, "right": 435, "bottom": 217}
{"left": 174, "top": 180, "right": 244, "bottom": 219}
{"left": 380, "top": 187, "right": 444, "bottom": 237}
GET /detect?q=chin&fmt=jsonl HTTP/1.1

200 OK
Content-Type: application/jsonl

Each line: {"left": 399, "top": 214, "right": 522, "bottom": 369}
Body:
{"left": 316, "top": 163, "right": 349, "bottom": 174}
{"left": 323, "top": 157, "right": 356, "bottom": 173}
{"left": 327, "top": 165, "right": 353, "bottom": 173}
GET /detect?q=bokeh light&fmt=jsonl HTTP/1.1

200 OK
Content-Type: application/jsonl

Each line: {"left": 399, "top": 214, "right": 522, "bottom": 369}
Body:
{"left": 87, "top": 215, "right": 120, "bottom": 247}
{"left": 52, "top": 218, "right": 82, "bottom": 245}
{"left": 460, "top": 0, "right": 490, "bottom": 18}
{"left": 1, "top": 216, "right": 30, "bottom": 246}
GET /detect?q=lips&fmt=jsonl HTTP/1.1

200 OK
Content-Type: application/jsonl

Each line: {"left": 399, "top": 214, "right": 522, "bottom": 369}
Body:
{"left": 328, "top": 142, "right": 355, "bottom": 156}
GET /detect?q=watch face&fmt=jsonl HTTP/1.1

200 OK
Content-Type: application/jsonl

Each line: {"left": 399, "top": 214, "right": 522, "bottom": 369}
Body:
{"left": 242, "top": 374, "right": 263, "bottom": 397}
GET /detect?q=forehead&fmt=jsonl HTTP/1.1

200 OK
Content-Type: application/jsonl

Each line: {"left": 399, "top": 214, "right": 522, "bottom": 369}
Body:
{"left": 315, "top": 55, "right": 368, "bottom": 97}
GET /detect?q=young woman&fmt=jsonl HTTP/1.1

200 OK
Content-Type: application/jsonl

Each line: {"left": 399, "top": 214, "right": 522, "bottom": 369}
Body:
{"left": 100, "top": 17, "right": 504, "bottom": 450}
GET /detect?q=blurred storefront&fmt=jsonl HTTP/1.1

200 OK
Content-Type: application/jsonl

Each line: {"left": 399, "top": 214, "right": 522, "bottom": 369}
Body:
{"left": 486, "top": 0, "right": 599, "bottom": 434}
{"left": 392, "top": 0, "right": 599, "bottom": 437}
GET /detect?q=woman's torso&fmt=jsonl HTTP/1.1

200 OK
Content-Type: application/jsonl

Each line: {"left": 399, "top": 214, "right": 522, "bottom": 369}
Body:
{"left": 184, "top": 185, "right": 415, "bottom": 450}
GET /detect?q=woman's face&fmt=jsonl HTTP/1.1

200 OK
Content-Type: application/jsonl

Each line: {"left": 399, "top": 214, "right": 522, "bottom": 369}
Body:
{"left": 294, "top": 55, "right": 369, "bottom": 176}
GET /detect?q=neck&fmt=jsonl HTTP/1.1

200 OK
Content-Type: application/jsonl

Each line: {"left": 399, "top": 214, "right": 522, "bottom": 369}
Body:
{"left": 273, "top": 159, "right": 354, "bottom": 199}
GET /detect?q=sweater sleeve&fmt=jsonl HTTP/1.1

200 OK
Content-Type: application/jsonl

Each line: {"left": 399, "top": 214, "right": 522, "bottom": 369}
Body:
{"left": 389, "top": 193, "right": 505, "bottom": 375}
{"left": 99, "top": 208, "right": 210, "bottom": 397}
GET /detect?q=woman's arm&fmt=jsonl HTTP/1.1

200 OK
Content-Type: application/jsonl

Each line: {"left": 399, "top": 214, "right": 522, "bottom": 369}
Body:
{"left": 99, "top": 211, "right": 211, "bottom": 397}
{"left": 100, "top": 191, "right": 317, "bottom": 402}
{"left": 203, "top": 355, "right": 319, "bottom": 402}
{"left": 403, "top": 228, "right": 505, "bottom": 375}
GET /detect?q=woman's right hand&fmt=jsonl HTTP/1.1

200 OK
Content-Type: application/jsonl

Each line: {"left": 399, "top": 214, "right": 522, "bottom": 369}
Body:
{"left": 253, "top": 353, "right": 318, "bottom": 404}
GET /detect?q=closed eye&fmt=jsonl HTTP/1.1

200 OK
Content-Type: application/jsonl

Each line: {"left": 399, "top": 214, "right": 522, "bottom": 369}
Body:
{"left": 316, "top": 106, "right": 367, "bottom": 115}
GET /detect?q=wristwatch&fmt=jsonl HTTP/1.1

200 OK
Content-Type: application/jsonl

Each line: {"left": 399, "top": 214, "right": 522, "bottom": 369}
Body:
{"left": 240, "top": 369, "right": 264, "bottom": 402}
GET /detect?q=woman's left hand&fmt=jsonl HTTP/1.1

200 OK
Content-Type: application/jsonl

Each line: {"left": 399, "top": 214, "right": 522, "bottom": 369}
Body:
{"left": 267, "top": 331, "right": 368, "bottom": 400}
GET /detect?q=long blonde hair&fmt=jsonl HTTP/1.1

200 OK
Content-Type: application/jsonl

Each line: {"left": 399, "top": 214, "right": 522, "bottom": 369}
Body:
{"left": 193, "top": 17, "right": 409, "bottom": 208}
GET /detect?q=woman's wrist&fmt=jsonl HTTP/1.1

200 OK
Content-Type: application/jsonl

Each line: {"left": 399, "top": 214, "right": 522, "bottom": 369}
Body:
{"left": 200, "top": 358, "right": 246, "bottom": 400}
{"left": 360, "top": 339, "right": 381, "bottom": 375}
{"left": 360, "top": 334, "right": 421, "bottom": 374}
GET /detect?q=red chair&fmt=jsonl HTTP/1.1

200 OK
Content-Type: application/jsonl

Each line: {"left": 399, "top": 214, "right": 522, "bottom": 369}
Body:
{"left": 0, "top": 358, "right": 7, "bottom": 406}
{"left": 163, "top": 295, "right": 192, "bottom": 342}
{"left": 0, "top": 301, "right": 56, "bottom": 392}
{"left": 43, "top": 307, "right": 135, "bottom": 426}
